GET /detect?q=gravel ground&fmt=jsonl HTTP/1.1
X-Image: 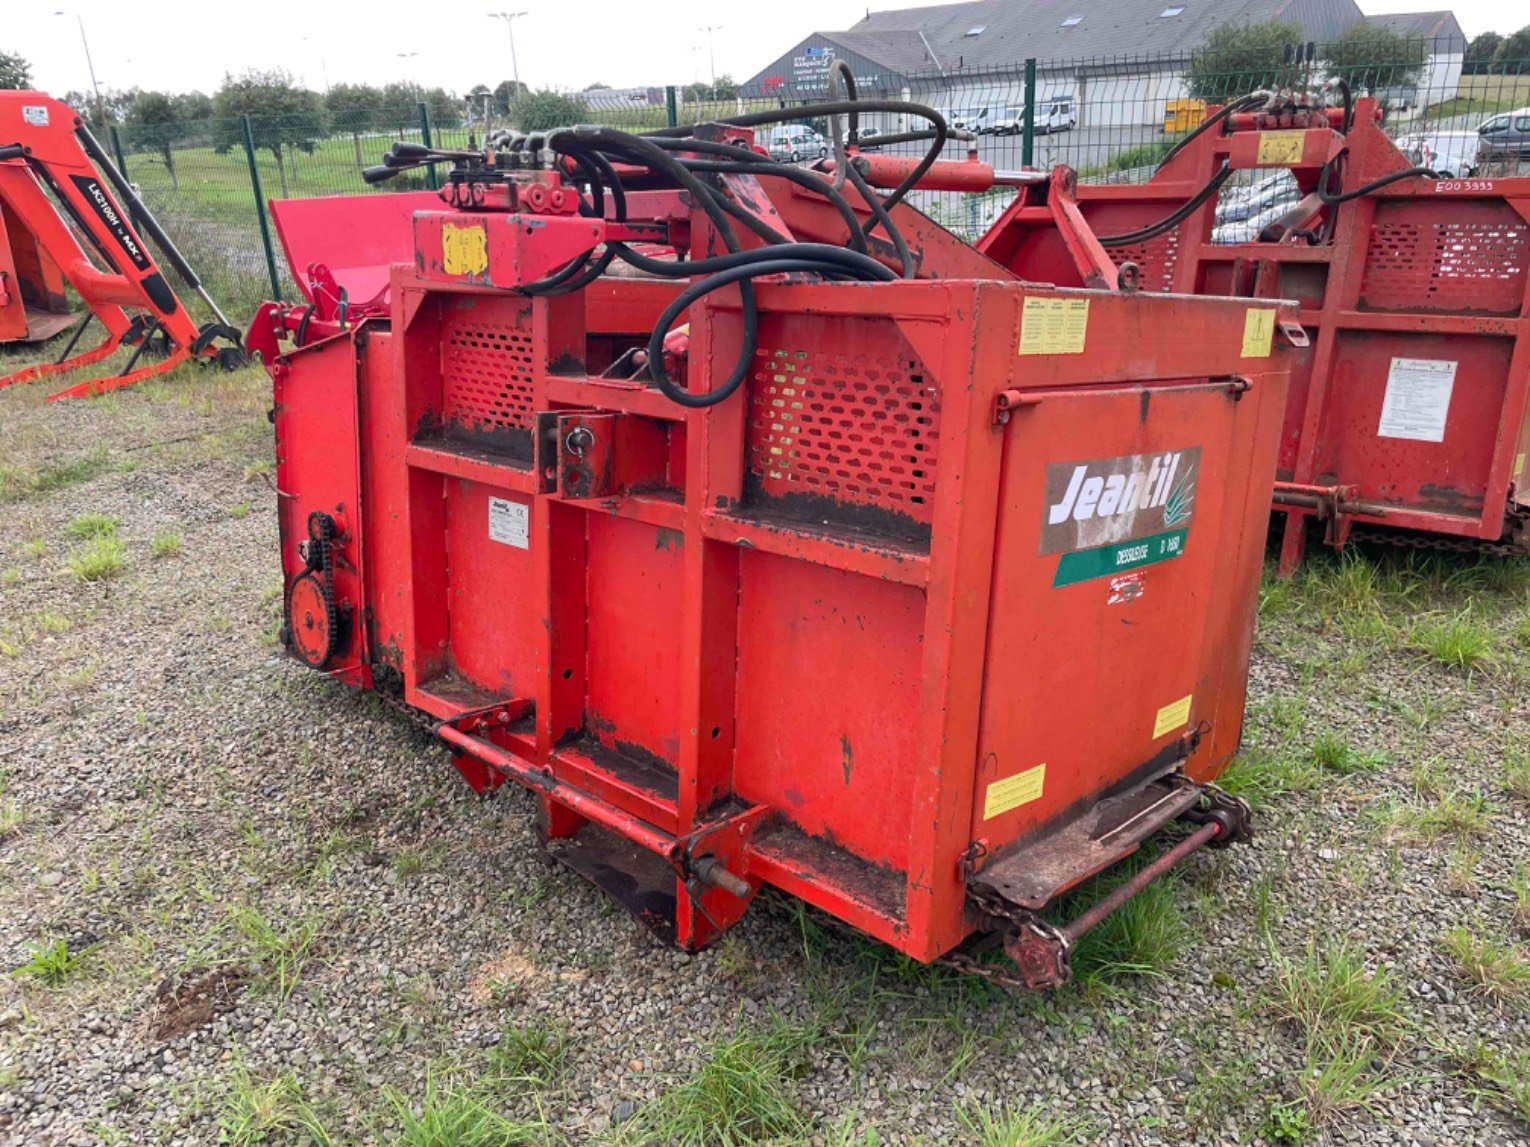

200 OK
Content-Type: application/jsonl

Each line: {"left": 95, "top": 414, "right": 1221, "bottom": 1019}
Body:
{"left": 1, "top": 364, "right": 1527, "bottom": 1146}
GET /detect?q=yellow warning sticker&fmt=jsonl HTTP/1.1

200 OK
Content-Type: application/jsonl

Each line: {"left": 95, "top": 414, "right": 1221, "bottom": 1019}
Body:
{"left": 1019, "top": 297, "right": 1090, "bottom": 356}
{"left": 984, "top": 764, "right": 1047, "bottom": 820}
{"left": 1153, "top": 694, "right": 1193, "bottom": 739}
{"left": 1257, "top": 131, "right": 1305, "bottom": 165}
{"left": 1241, "top": 308, "right": 1276, "bottom": 358}
{"left": 442, "top": 223, "right": 489, "bottom": 276}
{"left": 1516, "top": 452, "right": 1527, "bottom": 477}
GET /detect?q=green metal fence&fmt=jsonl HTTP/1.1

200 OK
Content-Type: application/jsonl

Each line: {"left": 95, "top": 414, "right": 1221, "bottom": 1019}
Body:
{"left": 92, "top": 38, "right": 1530, "bottom": 317}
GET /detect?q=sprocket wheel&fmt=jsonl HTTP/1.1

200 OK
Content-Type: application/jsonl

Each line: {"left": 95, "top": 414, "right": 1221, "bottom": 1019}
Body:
{"left": 286, "top": 571, "right": 338, "bottom": 668}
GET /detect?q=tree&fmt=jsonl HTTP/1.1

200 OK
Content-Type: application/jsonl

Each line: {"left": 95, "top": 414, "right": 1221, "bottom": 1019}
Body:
{"left": 0, "top": 51, "right": 32, "bottom": 90}
{"left": 1185, "top": 19, "right": 1304, "bottom": 101}
{"left": 1326, "top": 23, "right": 1427, "bottom": 95}
{"left": 175, "top": 91, "right": 214, "bottom": 121}
{"left": 583, "top": 82, "right": 611, "bottom": 92}
{"left": 212, "top": 69, "right": 328, "bottom": 198}
{"left": 326, "top": 82, "right": 386, "bottom": 165}
{"left": 508, "top": 89, "right": 589, "bottom": 131}
{"left": 493, "top": 80, "right": 528, "bottom": 114}
{"left": 126, "top": 90, "right": 193, "bottom": 189}
{"left": 1497, "top": 26, "right": 1530, "bottom": 72}
{"left": 1464, "top": 32, "right": 1503, "bottom": 76}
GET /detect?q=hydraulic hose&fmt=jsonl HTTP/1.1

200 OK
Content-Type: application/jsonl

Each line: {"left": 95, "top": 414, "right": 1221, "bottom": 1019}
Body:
{"left": 1317, "top": 153, "right": 1434, "bottom": 205}
{"left": 1098, "top": 163, "right": 1235, "bottom": 247}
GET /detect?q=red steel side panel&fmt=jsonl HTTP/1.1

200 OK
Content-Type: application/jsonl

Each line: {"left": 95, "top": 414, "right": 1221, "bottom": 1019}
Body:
{"left": 732, "top": 550, "right": 925, "bottom": 872}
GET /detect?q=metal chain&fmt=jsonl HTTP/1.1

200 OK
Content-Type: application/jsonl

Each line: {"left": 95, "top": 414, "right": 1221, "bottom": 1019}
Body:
{"left": 1348, "top": 526, "right": 1527, "bottom": 560}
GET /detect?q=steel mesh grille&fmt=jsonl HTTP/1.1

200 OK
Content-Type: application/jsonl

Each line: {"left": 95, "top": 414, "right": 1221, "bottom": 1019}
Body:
{"left": 1360, "top": 213, "right": 1529, "bottom": 314}
{"left": 746, "top": 346, "right": 941, "bottom": 525}
{"left": 1109, "top": 232, "right": 1179, "bottom": 293}
{"left": 441, "top": 317, "right": 536, "bottom": 431}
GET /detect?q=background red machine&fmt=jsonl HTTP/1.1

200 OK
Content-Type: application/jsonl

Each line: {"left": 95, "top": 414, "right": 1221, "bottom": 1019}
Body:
{"left": 979, "top": 94, "right": 1530, "bottom": 572}
{"left": 254, "top": 100, "right": 1299, "bottom": 988}
{"left": 0, "top": 92, "right": 243, "bottom": 400}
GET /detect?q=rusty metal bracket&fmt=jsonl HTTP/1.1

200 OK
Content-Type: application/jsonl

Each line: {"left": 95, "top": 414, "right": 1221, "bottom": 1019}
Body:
{"left": 534, "top": 409, "right": 669, "bottom": 499}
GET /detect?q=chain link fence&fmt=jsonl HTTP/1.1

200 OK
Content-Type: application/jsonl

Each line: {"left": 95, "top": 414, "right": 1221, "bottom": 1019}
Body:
{"left": 93, "top": 36, "right": 1530, "bottom": 316}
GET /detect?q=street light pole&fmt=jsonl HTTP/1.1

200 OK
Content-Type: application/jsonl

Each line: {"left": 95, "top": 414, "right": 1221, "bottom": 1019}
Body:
{"left": 490, "top": 12, "right": 529, "bottom": 95}
{"left": 54, "top": 11, "right": 106, "bottom": 131}
{"left": 700, "top": 25, "right": 721, "bottom": 103}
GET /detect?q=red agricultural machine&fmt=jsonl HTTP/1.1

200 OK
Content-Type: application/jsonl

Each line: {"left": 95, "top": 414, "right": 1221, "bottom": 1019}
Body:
{"left": 250, "top": 88, "right": 1305, "bottom": 987}
{"left": 0, "top": 92, "right": 244, "bottom": 400}
{"left": 979, "top": 90, "right": 1530, "bottom": 572}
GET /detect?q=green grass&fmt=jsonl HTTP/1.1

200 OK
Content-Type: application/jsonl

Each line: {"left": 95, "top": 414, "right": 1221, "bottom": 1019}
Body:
{"left": 217, "top": 1065, "right": 333, "bottom": 1147}
{"left": 1511, "top": 863, "right": 1530, "bottom": 930}
{"left": 0, "top": 447, "right": 115, "bottom": 503}
{"left": 229, "top": 906, "right": 323, "bottom": 999}
{"left": 12, "top": 937, "right": 87, "bottom": 988}
{"left": 958, "top": 1102, "right": 1088, "bottom": 1146}
{"left": 1505, "top": 739, "right": 1530, "bottom": 801}
{"left": 68, "top": 535, "right": 126, "bottom": 582}
{"left": 1059, "top": 861, "right": 1186, "bottom": 985}
{"left": 151, "top": 531, "right": 182, "bottom": 558}
{"left": 490, "top": 1018, "right": 574, "bottom": 1088}
{"left": 1266, "top": 939, "right": 1408, "bottom": 1050}
{"left": 1307, "top": 732, "right": 1385, "bottom": 776}
{"left": 1372, "top": 785, "right": 1492, "bottom": 845}
{"left": 66, "top": 513, "right": 119, "bottom": 539}
{"left": 1297, "top": 1033, "right": 1395, "bottom": 1127}
{"left": 1468, "top": 1047, "right": 1530, "bottom": 1125}
{"left": 36, "top": 611, "right": 72, "bottom": 634}
{"left": 1408, "top": 609, "right": 1498, "bottom": 670}
{"left": 622, "top": 1015, "right": 814, "bottom": 1146}
{"left": 1442, "top": 927, "right": 1530, "bottom": 1003}
{"left": 1217, "top": 748, "right": 1319, "bottom": 807}
{"left": 383, "top": 1070, "right": 549, "bottom": 1146}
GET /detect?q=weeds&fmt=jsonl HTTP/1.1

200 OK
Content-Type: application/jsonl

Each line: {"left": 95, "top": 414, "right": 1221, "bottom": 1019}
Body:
{"left": 36, "top": 611, "right": 72, "bottom": 635}
{"left": 490, "top": 1018, "right": 574, "bottom": 1087}
{"left": 1060, "top": 862, "right": 1186, "bottom": 984}
{"left": 383, "top": 1070, "right": 548, "bottom": 1146}
{"left": 1307, "top": 732, "right": 1385, "bottom": 776}
{"left": 66, "top": 513, "right": 118, "bottom": 539}
{"left": 1266, "top": 939, "right": 1407, "bottom": 1049}
{"left": 1466, "top": 1046, "right": 1530, "bottom": 1125}
{"left": 1505, "top": 738, "right": 1530, "bottom": 801}
{"left": 0, "top": 447, "right": 113, "bottom": 503}
{"left": 1298, "top": 1033, "right": 1394, "bottom": 1126}
{"left": 152, "top": 531, "right": 182, "bottom": 558}
{"left": 69, "top": 535, "right": 126, "bottom": 582}
{"left": 12, "top": 937, "right": 87, "bottom": 988}
{"left": 1409, "top": 609, "right": 1497, "bottom": 670}
{"left": 1441, "top": 927, "right": 1530, "bottom": 1002}
{"left": 218, "top": 1065, "right": 332, "bottom": 1147}
{"left": 623, "top": 1015, "right": 814, "bottom": 1145}
{"left": 229, "top": 906, "right": 323, "bottom": 999}
{"left": 958, "top": 1102, "right": 1087, "bottom": 1146}
{"left": 1217, "top": 748, "right": 1317, "bottom": 806}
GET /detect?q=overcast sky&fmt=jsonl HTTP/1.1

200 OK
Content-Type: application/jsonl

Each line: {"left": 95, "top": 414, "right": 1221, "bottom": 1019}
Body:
{"left": 7, "top": 0, "right": 1521, "bottom": 98}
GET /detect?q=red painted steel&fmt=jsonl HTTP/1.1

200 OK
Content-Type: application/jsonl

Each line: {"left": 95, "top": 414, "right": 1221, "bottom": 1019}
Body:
{"left": 0, "top": 92, "right": 240, "bottom": 399}
{"left": 259, "top": 131, "right": 1297, "bottom": 977}
{"left": 979, "top": 96, "right": 1530, "bottom": 569}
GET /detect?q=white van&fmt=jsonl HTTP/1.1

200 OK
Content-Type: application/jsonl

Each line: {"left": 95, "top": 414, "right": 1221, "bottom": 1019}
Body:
{"left": 983, "top": 99, "right": 1076, "bottom": 136}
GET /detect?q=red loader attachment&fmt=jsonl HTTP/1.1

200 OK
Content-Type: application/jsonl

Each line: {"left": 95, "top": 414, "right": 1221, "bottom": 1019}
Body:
{"left": 980, "top": 93, "right": 1530, "bottom": 571}
{"left": 254, "top": 98, "right": 1299, "bottom": 988}
{"left": 0, "top": 92, "right": 244, "bottom": 400}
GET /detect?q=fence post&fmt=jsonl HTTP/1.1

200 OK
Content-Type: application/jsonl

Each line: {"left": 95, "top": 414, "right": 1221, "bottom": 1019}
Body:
{"left": 108, "top": 125, "right": 129, "bottom": 179}
{"left": 241, "top": 114, "right": 283, "bottom": 303}
{"left": 666, "top": 86, "right": 679, "bottom": 127}
{"left": 418, "top": 102, "right": 439, "bottom": 191}
{"left": 1021, "top": 58, "right": 1038, "bottom": 169}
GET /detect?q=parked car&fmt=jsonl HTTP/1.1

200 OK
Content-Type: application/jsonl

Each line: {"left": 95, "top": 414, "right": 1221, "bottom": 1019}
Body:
{"left": 1477, "top": 107, "right": 1530, "bottom": 165}
{"left": 979, "top": 99, "right": 1077, "bottom": 136}
{"left": 853, "top": 125, "right": 884, "bottom": 150}
{"left": 1397, "top": 130, "right": 1479, "bottom": 177}
{"left": 765, "top": 125, "right": 828, "bottom": 163}
{"left": 952, "top": 106, "right": 991, "bottom": 133}
{"left": 1215, "top": 171, "right": 1297, "bottom": 227}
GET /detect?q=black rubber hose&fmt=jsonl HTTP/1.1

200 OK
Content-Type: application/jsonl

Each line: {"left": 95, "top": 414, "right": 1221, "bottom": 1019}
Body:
{"left": 646, "top": 257, "right": 888, "bottom": 409}
{"left": 612, "top": 241, "right": 897, "bottom": 282}
{"left": 1333, "top": 77, "right": 1354, "bottom": 134}
{"left": 1098, "top": 164, "right": 1236, "bottom": 247}
{"left": 648, "top": 97, "right": 952, "bottom": 216}
{"left": 677, "top": 159, "right": 870, "bottom": 254}
{"left": 1317, "top": 153, "right": 1434, "bottom": 204}
{"left": 843, "top": 161, "right": 914, "bottom": 278}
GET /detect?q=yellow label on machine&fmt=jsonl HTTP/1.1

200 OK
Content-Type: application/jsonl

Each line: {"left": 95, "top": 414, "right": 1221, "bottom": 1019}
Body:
{"left": 1019, "top": 298, "right": 1090, "bottom": 356}
{"left": 1154, "top": 694, "right": 1193, "bottom": 739}
{"left": 1257, "top": 131, "right": 1305, "bottom": 165}
{"left": 442, "top": 224, "right": 489, "bottom": 276}
{"left": 1516, "top": 452, "right": 1527, "bottom": 477}
{"left": 984, "top": 764, "right": 1046, "bottom": 819}
{"left": 1241, "top": 308, "right": 1276, "bottom": 358}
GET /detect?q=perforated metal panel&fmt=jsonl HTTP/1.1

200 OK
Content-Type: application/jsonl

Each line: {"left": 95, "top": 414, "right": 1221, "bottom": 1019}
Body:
{"left": 1109, "top": 232, "right": 1179, "bottom": 293}
{"left": 441, "top": 310, "right": 536, "bottom": 431}
{"left": 746, "top": 341, "right": 941, "bottom": 528}
{"left": 1360, "top": 205, "right": 1530, "bottom": 314}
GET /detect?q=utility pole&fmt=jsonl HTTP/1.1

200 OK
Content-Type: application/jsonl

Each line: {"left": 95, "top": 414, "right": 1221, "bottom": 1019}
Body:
{"left": 700, "top": 25, "right": 721, "bottom": 103}
{"left": 54, "top": 11, "right": 107, "bottom": 132}
{"left": 490, "top": 12, "right": 529, "bottom": 95}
